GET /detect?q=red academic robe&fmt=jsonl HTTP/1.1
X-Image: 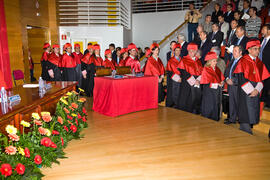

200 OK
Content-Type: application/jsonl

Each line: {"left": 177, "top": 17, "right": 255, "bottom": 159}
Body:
{"left": 201, "top": 66, "right": 225, "bottom": 121}
{"left": 125, "top": 56, "right": 141, "bottom": 73}
{"left": 41, "top": 51, "right": 50, "bottom": 80}
{"left": 144, "top": 56, "right": 165, "bottom": 76}
{"left": 47, "top": 53, "right": 62, "bottom": 81}
{"left": 61, "top": 53, "right": 77, "bottom": 81}
{"left": 177, "top": 55, "right": 203, "bottom": 113}
{"left": 72, "top": 52, "right": 83, "bottom": 65}
{"left": 233, "top": 54, "right": 270, "bottom": 125}
{"left": 0, "top": 70, "right": 7, "bottom": 89}
{"left": 103, "top": 58, "right": 116, "bottom": 70}
{"left": 166, "top": 56, "right": 181, "bottom": 107}
{"left": 90, "top": 55, "right": 103, "bottom": 66}
{"left": 118, "top": 58, "right": 127, "bottom": 67}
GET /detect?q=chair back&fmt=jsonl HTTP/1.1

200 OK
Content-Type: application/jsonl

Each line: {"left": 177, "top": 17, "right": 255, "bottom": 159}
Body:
{"left": 95, "top": 67, "right": 112, "bottom": 77}
{"left": 12, "top": 70, "right": 25, "bottom": 86}
{"left": 116, "top": 66, "right": 131, "bottom": 75}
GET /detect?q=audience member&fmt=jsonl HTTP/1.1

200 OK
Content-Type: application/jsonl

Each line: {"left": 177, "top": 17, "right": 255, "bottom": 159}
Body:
{"left": 245, "top": 7, "right": 261, "bottom": 38}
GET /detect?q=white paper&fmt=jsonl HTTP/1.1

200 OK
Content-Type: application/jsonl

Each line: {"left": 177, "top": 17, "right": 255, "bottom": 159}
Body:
{"left": 210, "top": 83, "right": 219, "bottom": 89}
{"left": 172, "top": 74, "right": 181, "bottom": 82}
{"left": 255, "top": 82, "right": 263, "bottom": 93}
{"left": 187, "top": 76, "right": 196, "bottom": 86}
{"left": 241, "top": 81, "right": 255, "bottom": 95}
{"left": 23, "top": 84, "right": 39, "bottom": 88}
{"left": 241, "top": 13, "right": 250, "bottom": 19}
{"left": 226, "top": 45, "right": 234, "bottom": 54}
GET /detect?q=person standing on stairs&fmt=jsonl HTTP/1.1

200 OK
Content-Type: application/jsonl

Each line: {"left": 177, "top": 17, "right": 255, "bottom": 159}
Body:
{"left": 185, "top": 2, "right": 202, "bottom": 42}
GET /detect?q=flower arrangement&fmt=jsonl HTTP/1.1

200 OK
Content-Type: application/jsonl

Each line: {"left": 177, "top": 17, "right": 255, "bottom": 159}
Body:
{"left": 0, "top": 91, "right": 88, "bottom": 179}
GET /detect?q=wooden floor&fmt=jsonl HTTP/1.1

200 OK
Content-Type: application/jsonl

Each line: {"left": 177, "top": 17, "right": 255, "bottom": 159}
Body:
{"left": 43, "top": 99, "right": 270, "bottom": 180}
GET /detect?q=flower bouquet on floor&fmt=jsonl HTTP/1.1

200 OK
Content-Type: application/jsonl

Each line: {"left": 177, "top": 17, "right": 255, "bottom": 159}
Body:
{"left": 0, "top": 91, "right": 88, "bottom": 179}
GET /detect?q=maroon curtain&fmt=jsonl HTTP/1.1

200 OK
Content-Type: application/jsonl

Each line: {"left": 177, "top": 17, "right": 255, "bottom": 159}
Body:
{"left": 0, "top": 0, "right": 12, "bottom": 89}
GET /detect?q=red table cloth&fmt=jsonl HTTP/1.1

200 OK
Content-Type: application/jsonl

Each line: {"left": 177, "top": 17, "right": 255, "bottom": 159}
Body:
{"left": 93, "top": 76, "right": 158, "bottom": 117}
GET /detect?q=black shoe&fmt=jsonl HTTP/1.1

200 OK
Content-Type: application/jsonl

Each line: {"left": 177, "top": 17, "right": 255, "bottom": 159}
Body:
{"left": 224, "top": 120, "right": 236, "bottom": 125}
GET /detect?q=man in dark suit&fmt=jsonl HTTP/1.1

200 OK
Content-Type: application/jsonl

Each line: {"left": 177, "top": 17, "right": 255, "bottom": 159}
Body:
{"left": 208, "top": 23, "right": 224, "bottom": 47}
{"left": 234, "top": 11, "right": 246, "bottom": 27}
{"left": 177, "top": 34, "right": 188, "bottom": 58}
{"left": 166, "top": 41, "right": 177, "bottom": 61}
{"left": 224, "top": 19, "right": 238, "bottom": 63}
{"left": 224, "top": 45, "right": 243, "bottom": 124}
{"left": 260, "top": 24, "right": 270, "bottom": 107}
{"left": 224, "top": 3, "right": 234, "bottom": 23}
{"left": 199, "top": 31, "right": 212, "bottom": 64}
{"left": 109, "top": 43, "right": 117, "bottom": 61}
{"left": 233, "top": 26, "right": 249, "bottom": 53}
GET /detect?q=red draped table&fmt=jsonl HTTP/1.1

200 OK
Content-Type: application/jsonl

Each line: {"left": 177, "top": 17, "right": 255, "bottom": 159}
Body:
{"left": 93, "top": 75, "right": 158, "bottom": 117}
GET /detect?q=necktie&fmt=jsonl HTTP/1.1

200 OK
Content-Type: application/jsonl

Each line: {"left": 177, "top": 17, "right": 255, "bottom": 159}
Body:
{"left": 259, "top": 38, "right": 267, "bottom": 60}
{"left": 212, "top": 32, "right": 215, "bottom": 40}
{"left": 237, "top": 38, "right": 241, "bottom": 45}
{"left": 228, "top": 30, "right": 234, "bottom": 45}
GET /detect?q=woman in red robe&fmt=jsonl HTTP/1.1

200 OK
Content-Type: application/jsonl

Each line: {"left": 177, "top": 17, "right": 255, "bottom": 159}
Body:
{"left": 61, "top": 43, "right": 77, "bottom": 81}
{"left": 125, "top": 43, "right": 141, "bottom": 73}
{"left": 40, "top": 43, "right": 50, "bottom": 80}
{"left": 166, "top": 43, "right": 181, "bottom": 107}
{"left": 72, "top": 43, "right": 83, "bottom": 87}
{"left": 103, "top": 49, "right": 116, "bottom": 70}
{"left": 47, "top": 44, "right": 62, "bottom": 81}
{"left": 144, "top": 43, "right": 165, "bottom": 103}
{"left": 119, "top": 48, "right": 128, "bottom": 67}
{"left": 233, "top": 40, "right": 270, "bottom": 134}
{"left": 177, "top": 43, "right": 203, "bottom": 113}
{"left": 200, "top": 52, "right": 225, "bottom": 121}
{"left": 90, "top": 44, "right": 103, "bottom": 67}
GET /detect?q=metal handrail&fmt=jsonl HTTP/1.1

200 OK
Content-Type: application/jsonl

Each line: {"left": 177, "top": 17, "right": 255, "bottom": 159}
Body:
{"left": 138, "top": 0, "right": 212, "bottom": 61}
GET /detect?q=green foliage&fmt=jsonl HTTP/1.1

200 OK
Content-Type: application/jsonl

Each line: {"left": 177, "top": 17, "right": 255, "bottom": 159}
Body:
{"left": 0, "top": 91, "right": 88, "bottom": 179}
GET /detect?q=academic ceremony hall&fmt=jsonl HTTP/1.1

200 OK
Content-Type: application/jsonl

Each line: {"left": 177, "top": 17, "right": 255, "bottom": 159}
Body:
{"left": 1, "top": 0, "right": 270, "bottom": 179}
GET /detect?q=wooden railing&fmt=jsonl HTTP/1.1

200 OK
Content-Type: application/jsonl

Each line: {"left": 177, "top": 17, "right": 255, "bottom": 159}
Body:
{"left": 139, "top": 0, "right": 213, "bottom": 61}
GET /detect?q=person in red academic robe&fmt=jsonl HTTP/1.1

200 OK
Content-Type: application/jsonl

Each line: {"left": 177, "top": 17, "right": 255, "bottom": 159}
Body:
{"left": 144, "top": 43, "right": 165, "bottom": 103}
{"left": 119, "top": 48, "right": 128, "bottom": 67}
{"left": 200, "top": 52, "right": 225, "bottom": 121}
{"left": 47, "top": 44, "right": 62, "bottom": 81}
{"left": 81, "top": 46, "right": 95, "bottom": 97}
{"left": 233, "top": 39, "right": 270, "bottom": 134}
{"left": 0, "top": 70, "right": 7, "bottom": 89}
{"left": 166, "top": 43, "right": 182, "bottom": 107}
{"left": 40, "top": 43, "right": 51, "bottom": 80}
{"left": 61, "top": 43, "right": 77, "bottom": 81}
{"left": 125, "top": 43, "right": 141, "bottom": 73}
{"left": 90, "top": 44, "right": 103, "bottom": 67}
{"left": 103, "top": 49, "right": 116, "bottom": 70}
{"left": 72, "top": 43, "right": 83, "bottom": 87}
{"left": 177, "top": 43, "right": 203, "bottom": 114}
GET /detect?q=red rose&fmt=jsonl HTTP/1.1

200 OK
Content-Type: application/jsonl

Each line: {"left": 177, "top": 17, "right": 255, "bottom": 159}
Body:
{"left": 57, "top": 116, "right": 63, "bottom": 124}
{"left": 52, "top": 130, "right": 59, "bottom": 135}
{"left": 75, "top": 119, "right": 78, "bottom": 125}
{"left": 40, "top": 137, "right": 52, "bottom": 147}
{"left": 67, "top": 115, "right": 72, "bottom": 120}
{"left": 83, "top": 107, "right": 87, "bottom": 114}
{"left": 70, "top": 125, "right": 77, "bottom": 133}
{"left": 82, "top": 116, "right": 86, "bottom": 122}
{"left": 50, "top": 142, "right": 57, "bottom": 149}
{"left": 15, "top": 163, "right": 25, "bottom": 175}
{"left": 34, "top": 155, "right": 42, "bottom": 165}
{"left": 60, "top": 137, "right": 64, "bottom": 146}
{"left": 63, "top": 107, "right": 70, "bottom": 114}
{"left": 0, "top": 164, "right": 12, "bottom": 177}
{"left": 77, "top": 114, "right": 82, "bottom": 119}
{"left": 63, "top": 126, "right": 69, "bottom": 132}
{"left": 24, "top": 147, "right": 30, "bottom": 158}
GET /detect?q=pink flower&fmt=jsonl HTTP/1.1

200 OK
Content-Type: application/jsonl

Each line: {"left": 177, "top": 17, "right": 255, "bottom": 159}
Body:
{"left": 38, "top": 127, "right": 47, "bottom": 135}
{"left": 63, "top": 107, "right": 70, "bottom": 114}
{"left": 71, "top": 103, "right": 78, "bottom": 109}
{"left": 5, "top": 146, "right": 17, "bottom": 155}
{"left": 34, "top": 120, "right": 42, "bottom": 126}
{"left": 41, "top": 113, "right": 52, "bottom": 123}
{"left": 8, "top": 134, "right": 20, "bottom": 141}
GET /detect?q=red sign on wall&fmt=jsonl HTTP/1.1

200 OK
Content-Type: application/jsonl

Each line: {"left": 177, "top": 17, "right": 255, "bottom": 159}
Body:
{"left": 61, "top": 34, "right": 67, "bottom": 40}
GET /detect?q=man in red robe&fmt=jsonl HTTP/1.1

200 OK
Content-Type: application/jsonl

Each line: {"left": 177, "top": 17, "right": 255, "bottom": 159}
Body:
{"left": 125, "top": 43, "right": 141, "bottom": 73}
{"left": 47, "top": 44, "right": 62, "bottom": 81}
{"left": 166, "top": 43, "right": 181, "bottom": 107}
{"left": 40, "top": 43, "right": 51, "bottom": 80}
{"left": 177, "top": 43, "right": 203, "bottom": 114}
{"left": 234, "top": 39, "right": 270, "bottom": 134}
{"left": 73, "top": 43, "right": 83, "bottom": 87}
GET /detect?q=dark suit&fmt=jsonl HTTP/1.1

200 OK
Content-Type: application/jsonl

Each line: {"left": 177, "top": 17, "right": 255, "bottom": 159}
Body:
{"left": 167, "top": 51, "right": 173, "bottom": 62}
{"left": 112, "top": 50, "right": 117, "bottom": 62}
{"left": 180, "top": 42, "right": 188, "bottom": 58}
{"left": 237, "top": 19, "right": 246, "bottom": 27}
{"left": 199, "top": 39, "right": 212, "bottom": 65}
{"left": 232, "top": 36, "right": 249, "bottom": 53}
{"left": 261, "top": 38, "right": 270, "bottom": 106}
{"left": 208, "top": 31, "right": 224, "bottom": 47}
{"left": 224, "top": 11, "right": 234, "bottom": 23}
{"left": 226, "top": 29, "right": 237, "bottom": 47}
{"left": 224, "top": 57, "right": 241, "bottom": 123}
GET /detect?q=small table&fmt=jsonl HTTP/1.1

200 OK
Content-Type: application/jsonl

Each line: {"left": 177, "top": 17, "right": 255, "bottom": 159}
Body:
{"left": 93, "top": 76, "right": 158, "bottom": 117}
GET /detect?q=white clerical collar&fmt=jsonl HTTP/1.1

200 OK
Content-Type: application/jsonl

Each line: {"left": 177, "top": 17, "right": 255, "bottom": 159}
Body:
{"left": 108, "top": 58, "right": 112, "bottom": 61}
{"left": 249, "top": 54, "right": 256, "bottom": 61}
{"left": 129, "top": 55, "right": 135, "bottom": 59}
